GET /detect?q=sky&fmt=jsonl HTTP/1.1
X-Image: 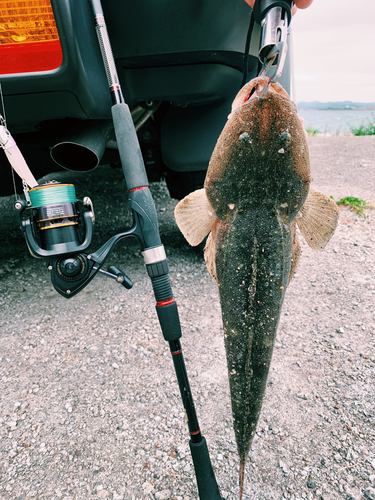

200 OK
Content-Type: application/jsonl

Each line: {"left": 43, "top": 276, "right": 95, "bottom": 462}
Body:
{"left": 291, "top": 0, "right": 375, "bottom": 103}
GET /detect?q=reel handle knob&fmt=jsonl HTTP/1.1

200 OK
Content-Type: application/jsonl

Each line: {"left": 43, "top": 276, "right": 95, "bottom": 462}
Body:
{"left": 107, "top": 265, "right": 133, "bottom": 289}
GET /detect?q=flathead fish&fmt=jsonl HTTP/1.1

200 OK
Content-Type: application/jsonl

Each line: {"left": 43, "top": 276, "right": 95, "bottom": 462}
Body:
{"left": 174, "top": 76, "right": 338, "bottom": 498}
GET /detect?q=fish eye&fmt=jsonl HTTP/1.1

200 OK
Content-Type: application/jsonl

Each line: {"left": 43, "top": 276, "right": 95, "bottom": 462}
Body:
{"left": 244, "top": 86, "right": 257, "bottom": 102}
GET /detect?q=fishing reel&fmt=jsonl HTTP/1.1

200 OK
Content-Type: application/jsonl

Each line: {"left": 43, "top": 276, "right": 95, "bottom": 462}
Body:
{"left": 14, "top": 181, "right": 94, "bottom": 258}
{"left": 14, "top": 181, "right": 133, "bottom": 298}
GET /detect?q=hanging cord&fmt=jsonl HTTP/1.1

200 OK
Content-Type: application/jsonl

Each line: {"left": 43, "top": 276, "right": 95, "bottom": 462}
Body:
{"left": 0, "top": 83, "right": 18, "bottom": 199}
{"left": 241, "top": 11, "right": 255, "bottom": 88}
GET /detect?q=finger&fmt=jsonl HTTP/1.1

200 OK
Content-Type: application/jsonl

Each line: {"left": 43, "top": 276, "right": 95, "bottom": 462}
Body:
{"left": 295, "top": 0, "right": 314, "bottom": 9}
{"left": 244, "top": 0, "right": 313, "bottom": 14}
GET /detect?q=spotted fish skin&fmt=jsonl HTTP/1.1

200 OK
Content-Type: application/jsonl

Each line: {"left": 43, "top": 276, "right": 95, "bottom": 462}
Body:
{"left": 174, "top": 76, "right": 339, "bottom": 498}
{"left": 214, "top": 210, "right": 292, "bottom": 461}
{"left": 205, "top": 82, "right": 311, "bottom": 471}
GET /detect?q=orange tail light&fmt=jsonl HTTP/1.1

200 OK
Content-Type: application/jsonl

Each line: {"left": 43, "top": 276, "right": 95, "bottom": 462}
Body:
{"left": 0, "top": 0, "right": 63, "bottom": 74}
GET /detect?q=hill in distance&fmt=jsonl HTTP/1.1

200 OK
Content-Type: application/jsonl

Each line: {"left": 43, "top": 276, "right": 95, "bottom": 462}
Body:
{"left": 297, "top": 101, "right": 375, "bottom": 110}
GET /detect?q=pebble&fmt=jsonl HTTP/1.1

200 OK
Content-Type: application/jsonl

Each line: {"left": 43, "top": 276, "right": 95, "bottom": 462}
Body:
{"left": 297, "top": 393, "right": 308, "bottom": 400}
{"left": 142, "top": 482, "right": 154, "bottom": 494}
{"left": 154, "top": 490, "right": 171, "bottom": 500}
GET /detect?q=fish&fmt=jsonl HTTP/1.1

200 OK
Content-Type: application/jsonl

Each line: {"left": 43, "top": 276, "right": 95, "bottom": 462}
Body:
{"left": 174, "top": 75, "right": 339, "bottom": 498}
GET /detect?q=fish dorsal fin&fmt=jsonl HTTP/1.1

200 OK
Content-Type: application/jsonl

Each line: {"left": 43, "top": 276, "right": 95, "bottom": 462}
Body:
{"left": 174, "top": 188, "right": 217, "bottom": 246}
{"left": 204, "top": 231, "right": 218, "bottom": 283}
{"left": 296, "top": 189, "right": 339, "bottom": 250}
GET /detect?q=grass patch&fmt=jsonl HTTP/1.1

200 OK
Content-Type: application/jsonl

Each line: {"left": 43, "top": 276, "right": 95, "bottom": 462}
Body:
{"left": 336, "top": 196, "right": 374, "bottom": 216}
{"left": 305, "top": 125, "right": 321, "bottom": 136}
{"left": 349, "top": 114, "right": 375, "bottom": 136}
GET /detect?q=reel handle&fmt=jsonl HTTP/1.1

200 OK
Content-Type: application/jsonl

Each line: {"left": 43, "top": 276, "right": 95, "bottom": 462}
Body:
{"left": 107, "top": 265, "right": 133, "bottom": 289}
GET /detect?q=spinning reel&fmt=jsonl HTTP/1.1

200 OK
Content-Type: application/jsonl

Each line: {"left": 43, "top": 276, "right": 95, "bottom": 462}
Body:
{"left": 14, "top": 181, "right": 134, "bottom": 298}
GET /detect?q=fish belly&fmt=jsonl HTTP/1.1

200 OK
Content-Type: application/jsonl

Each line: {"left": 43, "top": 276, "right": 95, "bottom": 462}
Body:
{"left": 215, "top": 207, "right": 292, "bottom": 461}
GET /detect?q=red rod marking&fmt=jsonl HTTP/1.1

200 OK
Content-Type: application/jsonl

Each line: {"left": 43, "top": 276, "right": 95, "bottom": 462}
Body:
{"left": 171, "top": 350, "right": 182, "bottom": 356}
{"left": 129, "top": 186, "right": 148, "bottom": 192}
{"left": 190, "top": 429, "right": 201, "bottom": 435}
{"left": 156, "top": 298, "right": 175, "bottom": 307}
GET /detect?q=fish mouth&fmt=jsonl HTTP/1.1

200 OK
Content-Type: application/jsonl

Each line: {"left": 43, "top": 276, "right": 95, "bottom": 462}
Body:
{"left": 231, "top": 75, "right": 291, "bottom": 112}
{"left": 245, "top": 84, "right": 260, "bottom": 101}
{"left": 244, "top": 80, "right": 270, "bottom": 101}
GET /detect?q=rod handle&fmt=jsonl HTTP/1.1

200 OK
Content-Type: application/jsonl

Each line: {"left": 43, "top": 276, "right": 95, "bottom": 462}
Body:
{"left": 111, "top": 103, "right": 149, "bottom": 190}
{"left": 189, "top": 438, "right": 222, "bottom": 500}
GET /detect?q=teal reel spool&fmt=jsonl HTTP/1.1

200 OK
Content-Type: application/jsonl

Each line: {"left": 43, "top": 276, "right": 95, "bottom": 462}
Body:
{"left": 28, "top": 182, "right": 82, "bottom": 254}
{"left": 29, "top": 183, "right": 77, "bottom": 207}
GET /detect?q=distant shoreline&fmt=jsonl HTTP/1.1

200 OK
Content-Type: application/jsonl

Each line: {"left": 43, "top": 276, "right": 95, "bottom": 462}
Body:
{"left": 297, "top": 101, "right": 375, "bottom": 111}
{"left": 298, "top": 108, "right": 374, "bottom": 136}
{"left": 302, "top": 107, "right": 375, "bottom": 111}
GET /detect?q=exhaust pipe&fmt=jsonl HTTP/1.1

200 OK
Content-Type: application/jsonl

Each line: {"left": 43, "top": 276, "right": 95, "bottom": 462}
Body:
{"left": 50, "top": 120, "right": 114, "bottom": 172}
{"left": 50, "top": 104, "right": 158, "bottom": 172}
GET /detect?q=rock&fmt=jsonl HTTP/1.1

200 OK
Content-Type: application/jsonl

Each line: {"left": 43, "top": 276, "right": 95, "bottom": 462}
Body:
{"left": 142, "top": 482, "right": 154, "bottom": 495}
{"left": 154, "top": 490, "right": 172, "bottom": 500}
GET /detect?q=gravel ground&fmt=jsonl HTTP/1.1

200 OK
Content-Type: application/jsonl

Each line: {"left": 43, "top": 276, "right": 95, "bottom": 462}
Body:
{"left": 0, "top": 136, "right": 374, "bottom": 500}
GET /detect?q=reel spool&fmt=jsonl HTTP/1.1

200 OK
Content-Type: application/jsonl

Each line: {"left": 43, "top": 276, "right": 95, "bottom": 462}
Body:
{"left": 28, "top": 182, "right": 81, "bottom": 254}
{"left": 14, "top": 181, "right": 94, "bottom": 259}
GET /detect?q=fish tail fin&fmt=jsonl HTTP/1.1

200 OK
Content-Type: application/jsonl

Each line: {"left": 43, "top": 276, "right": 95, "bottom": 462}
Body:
{"left": 239, "top": 458, "right": 246, "bottom": 500}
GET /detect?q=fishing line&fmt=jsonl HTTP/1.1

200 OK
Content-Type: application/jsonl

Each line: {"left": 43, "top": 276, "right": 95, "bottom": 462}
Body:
{"left": 28, "top": 182, "right": 81, "bottom": 251}
{"left": 10, "top": 158, "right": 18, "bottom": 200}
{"left": 0, "top": 83, "right": 7, "bottom": 125}
{"left": 29, "top": 183, "right": 77, "bottom": 208}
{"left": 241, "top": 11, "right": 255, "bottom": 88}
{"left": 0, "top": 83, "right": 18, "bottom": 199}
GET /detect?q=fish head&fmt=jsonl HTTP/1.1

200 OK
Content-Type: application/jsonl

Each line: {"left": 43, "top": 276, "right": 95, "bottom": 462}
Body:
{"left": 205, "top": 76, "right": 311, "bottom": 224}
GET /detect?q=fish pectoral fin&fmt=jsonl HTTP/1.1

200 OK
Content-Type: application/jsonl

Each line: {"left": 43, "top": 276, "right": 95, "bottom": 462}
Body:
{"left": 296, "top": 189, "right": 339, "bottom": 250}
{"left": 204, "top": 231, "right": 218, "bottom": 283}
{"left": 174, "top": 188, "right": 217, "bottom": 246}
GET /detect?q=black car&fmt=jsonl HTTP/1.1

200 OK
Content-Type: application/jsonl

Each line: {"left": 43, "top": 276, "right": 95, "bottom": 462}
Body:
{"left": 0, "top": 0, "right": 292, "bottom": 199}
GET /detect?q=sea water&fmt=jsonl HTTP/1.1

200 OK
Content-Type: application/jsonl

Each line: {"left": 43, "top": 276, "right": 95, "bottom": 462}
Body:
{"left": 297, "top": 108, "right": 375, "bottom": 136}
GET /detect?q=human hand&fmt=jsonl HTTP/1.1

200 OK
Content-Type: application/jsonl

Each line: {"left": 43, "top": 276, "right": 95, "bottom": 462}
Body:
{"left": 243, "top": 0, "right": 313, "bottom": 15}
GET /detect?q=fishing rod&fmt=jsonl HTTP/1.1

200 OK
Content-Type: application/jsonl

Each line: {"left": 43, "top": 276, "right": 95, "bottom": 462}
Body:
{"left": 5, "top": 0, "right": 220, "bottom": 495}
{"left": 88, "top": 2, "right": 222, "bottom": 496}
{"left": 13, "top": 0, "right": 224, "bottom": 497}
